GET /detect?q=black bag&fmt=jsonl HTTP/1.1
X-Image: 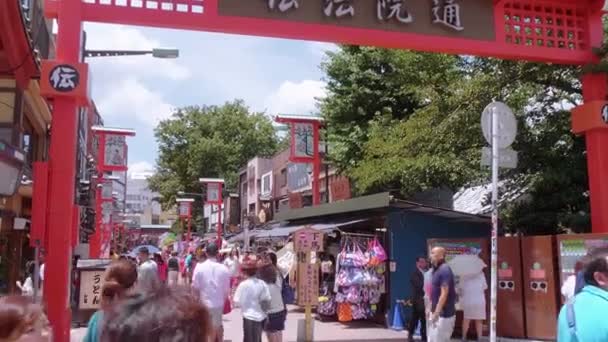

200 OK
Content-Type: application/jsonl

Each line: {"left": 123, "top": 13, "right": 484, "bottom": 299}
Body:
{"left": 168, "top": 257, "right": 179, "bottom": 270}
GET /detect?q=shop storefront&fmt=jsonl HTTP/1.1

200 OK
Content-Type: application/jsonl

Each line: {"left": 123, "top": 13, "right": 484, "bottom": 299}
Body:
{"left": 269, "top": 192, "right": 491, "bottom": 328}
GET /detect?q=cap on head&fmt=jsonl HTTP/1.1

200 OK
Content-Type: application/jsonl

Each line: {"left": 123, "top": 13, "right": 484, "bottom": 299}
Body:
{"left": 139, "top": 247, "right": 149, "bottom": 255}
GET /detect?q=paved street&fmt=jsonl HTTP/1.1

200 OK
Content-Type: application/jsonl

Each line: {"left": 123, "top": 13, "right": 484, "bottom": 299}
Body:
{"left": 70, "top": 306, "right": 544, "bottom": 342}
{"left": 71, "top": 306, "right": 406, "bottom": 342}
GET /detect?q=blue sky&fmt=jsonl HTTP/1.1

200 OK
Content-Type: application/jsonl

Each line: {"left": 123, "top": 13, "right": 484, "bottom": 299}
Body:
{"left": 84, "top": 23, "right": 335, "bottom": 174}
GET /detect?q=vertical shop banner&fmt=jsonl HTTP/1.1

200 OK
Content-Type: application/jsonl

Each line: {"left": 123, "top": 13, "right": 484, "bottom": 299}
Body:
{"left": 179, "top": 202, "right": 191, "bottom": 218}
{"left": 207, "top": 183, "right": 220, "bottom": 203}
{"left": 297, "top": 261, "right": 319, "bottom": 306}
{"left": 287, "top": 162, "right": 310, "bottom": 191}
{"left": 104, "top": 135, "right": 126, "bottom": 167}
{"left": 101, "top": 180, "right": 113, "bottom": 200}
{"left": 293, "top": 122, "right": 314, "bottom": 159}
{"left": 101, "top": 202, "right": 113, "bottom": 224}
{"left": 79, "top": 270, "right": 104, "bottom": 310}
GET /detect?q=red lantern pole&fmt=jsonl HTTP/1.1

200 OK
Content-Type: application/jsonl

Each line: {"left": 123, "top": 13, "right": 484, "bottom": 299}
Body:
{"left": 312, "top": 121, "right": 321, "bottom": 206}
{"left": 44, "top": 1, "right": 83, "bottom": 340}
{"left": 217, "top": 182, "right": 223, "bottom": 242}
{"left": 571, "top": 10, "right": 608, "bottom": 234}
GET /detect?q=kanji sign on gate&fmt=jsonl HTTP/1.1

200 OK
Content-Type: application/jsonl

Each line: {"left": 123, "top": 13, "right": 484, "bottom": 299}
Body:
{"left": 221, "top": 0, "right": 494, "bottom": 40}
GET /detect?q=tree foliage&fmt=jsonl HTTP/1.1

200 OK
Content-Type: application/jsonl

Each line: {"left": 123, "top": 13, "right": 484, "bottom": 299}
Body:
{"left": 148, "top": 100, "right": 279, "bottom": 232}
{"left": 320, "top": 46, "right": 588, "bottom": 235}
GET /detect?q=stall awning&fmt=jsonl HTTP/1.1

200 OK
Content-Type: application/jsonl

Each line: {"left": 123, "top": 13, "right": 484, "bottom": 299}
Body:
{"left": 228, "top": 219, "right": 367, "bottom": 242}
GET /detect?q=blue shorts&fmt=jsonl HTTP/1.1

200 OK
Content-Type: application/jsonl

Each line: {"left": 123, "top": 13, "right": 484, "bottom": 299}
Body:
{"left": 264, "top": 310, "right": 286, "bottom": 332}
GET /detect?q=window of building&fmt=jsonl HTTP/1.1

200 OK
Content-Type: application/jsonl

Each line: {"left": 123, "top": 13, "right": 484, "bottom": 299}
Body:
{"left": 279, "top": 168, "right": 287, "bottom": 188}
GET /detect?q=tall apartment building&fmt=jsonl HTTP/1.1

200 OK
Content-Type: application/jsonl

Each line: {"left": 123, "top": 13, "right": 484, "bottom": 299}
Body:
{"left": 124, "top": 172, "right": 176, "bottom": 228}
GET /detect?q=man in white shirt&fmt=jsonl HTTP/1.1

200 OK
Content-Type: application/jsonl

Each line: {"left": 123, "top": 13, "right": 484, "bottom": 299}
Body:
{"left": 137, "top": 247, "right": 159, "bottom": 289}
{"left": 192, "top": 243, "right": 231, "bottom": 342}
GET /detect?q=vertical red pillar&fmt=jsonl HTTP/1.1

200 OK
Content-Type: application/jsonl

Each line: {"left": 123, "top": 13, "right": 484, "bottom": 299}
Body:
{"left": 582, "top": 9, "right": 608, "bottom": 233}
{"left": 217, "top": 182, "right": 223, "bottom": 241}
{"left": 312, "top": 122, "right": 321, "bottom": 205}
{"left": 582, "top": 74, "right": 608, "bottom": 233}
{"left": 45, "top": 1, "right": 83, "bottom": 340}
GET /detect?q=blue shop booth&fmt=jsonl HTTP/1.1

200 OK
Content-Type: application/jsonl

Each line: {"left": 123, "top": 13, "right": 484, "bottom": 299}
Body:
{"left": 272, "top": 192, "right": 491, "bottom": 331}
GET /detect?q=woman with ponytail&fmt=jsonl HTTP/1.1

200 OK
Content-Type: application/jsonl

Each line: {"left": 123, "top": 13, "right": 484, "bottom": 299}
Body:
{"left": 83, "top": 260, "right": 138, "bottom": 342}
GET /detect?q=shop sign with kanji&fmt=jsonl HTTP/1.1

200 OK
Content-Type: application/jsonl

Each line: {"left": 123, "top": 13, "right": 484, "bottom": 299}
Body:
{"left": 219, "top": 0, "right": 493, "bottom": 41}
{"left": 294, "top": 227, "right": 324, "bottom": 253}
{"left": 297, "top": 261, "right": 320, "bottom": 306}
{"left": 79, "top": 270, "right": 104, "bottom": 310}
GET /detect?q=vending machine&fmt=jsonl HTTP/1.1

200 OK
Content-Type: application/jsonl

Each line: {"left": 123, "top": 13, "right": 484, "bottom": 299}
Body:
{"left": 496, "top": 237, "right": 526, "bottom": 339}
{"left": 556, "top": 233, "right": 608, "bottom": 302}
{"left": 521, "top": 236, "right": 559, "bottom": 340}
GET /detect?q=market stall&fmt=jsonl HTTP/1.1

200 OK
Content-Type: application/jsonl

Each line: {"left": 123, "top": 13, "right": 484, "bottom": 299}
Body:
{"left": 273, "top": 192, "right": 491, "bottom": 328}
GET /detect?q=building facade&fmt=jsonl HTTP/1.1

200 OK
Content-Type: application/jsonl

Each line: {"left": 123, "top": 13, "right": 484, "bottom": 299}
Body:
{"left": 0, "top": 0, "right": 55, "bottom": 294}
{"left": 235, "top": 148, "right": 353, "bottom": 229}
{"left": 124, "top": 172, "right": 176, "bottom": 228}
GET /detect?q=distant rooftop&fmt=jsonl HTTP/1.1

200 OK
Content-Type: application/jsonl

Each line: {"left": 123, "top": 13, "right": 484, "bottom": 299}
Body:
{"left": 130, "top": 172, "right": 154, "bottom": 180}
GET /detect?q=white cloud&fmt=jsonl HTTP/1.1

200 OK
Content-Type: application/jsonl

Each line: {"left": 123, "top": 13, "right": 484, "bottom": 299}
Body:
{"left": 128, "top": 161, "right": 155, "bottom": 175}
{"left": 97, "top": 78, "right": 174, "bottom": 125}
{"left": 84, "top": 23, "right": 191, "bottom": 81}
{"left": 264, "top": 80, "right": 326, "bottom": 116}
{"left": 308, "top": 42, "right": 339, "bottom": 58}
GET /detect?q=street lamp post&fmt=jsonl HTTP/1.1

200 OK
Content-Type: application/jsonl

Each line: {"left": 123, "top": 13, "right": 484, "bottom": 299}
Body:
{"left": 84, "top": 48, "right": 179, "bottom": 59}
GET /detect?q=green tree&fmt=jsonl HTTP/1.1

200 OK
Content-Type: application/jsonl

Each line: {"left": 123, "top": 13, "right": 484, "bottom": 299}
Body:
{"left": 320, "top": 46, "right": 589, "bottom": 235}
{"left": 149, "top": 100, "right": 279, "bottom": 233}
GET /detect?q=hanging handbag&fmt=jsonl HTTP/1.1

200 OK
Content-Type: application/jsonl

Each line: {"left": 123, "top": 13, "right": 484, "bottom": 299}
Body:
{"left": 337, "top": 303, "right": 353, "bottom": 322}
{"left": 368, "top": 238, "right": 388, "bottom": 266}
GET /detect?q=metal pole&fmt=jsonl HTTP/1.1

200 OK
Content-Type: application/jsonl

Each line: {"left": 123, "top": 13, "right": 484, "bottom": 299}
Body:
{"left": 490, "top": 106, "right": 499, "bottom": 342}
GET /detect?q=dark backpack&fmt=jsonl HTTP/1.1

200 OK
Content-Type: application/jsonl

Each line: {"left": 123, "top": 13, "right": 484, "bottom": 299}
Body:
{"left": 168, "top": 257, "right": 179, "bottom": 270}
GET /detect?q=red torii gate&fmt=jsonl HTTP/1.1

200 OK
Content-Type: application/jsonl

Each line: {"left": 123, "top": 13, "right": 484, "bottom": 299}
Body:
{"left": 39, "top": 0, "right": 607, "bottom": 340}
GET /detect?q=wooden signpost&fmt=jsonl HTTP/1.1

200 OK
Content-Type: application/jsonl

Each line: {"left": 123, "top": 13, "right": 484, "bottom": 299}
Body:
{"left": 294, "top": 227, "right": 324, "bottom": 342}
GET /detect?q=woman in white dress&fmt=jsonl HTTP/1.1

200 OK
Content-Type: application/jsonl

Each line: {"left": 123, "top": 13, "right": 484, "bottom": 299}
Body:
{"left": 459, "top": 272, "right": 487, "bottom": 341}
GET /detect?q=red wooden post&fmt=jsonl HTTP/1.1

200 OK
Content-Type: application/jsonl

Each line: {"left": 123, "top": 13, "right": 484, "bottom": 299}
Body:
{"left": 312, "top": 121, "right": 321, "bottom": 205}
{"left": 572, "top": 11, "right": 608, "bottom": 233}
{"left": 217, "top": 182, "right": 223, "bottom": 241}
{"left": 45, "top": 1, "right": 83, "bottom": 340}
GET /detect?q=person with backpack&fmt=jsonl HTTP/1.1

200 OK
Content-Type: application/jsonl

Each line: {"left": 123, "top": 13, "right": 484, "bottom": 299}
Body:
{"left": 168, "top": 251, "right": 180, "bottom": 286}
{"left": 557, "top": 250, "right": 608, "bottom": 342}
